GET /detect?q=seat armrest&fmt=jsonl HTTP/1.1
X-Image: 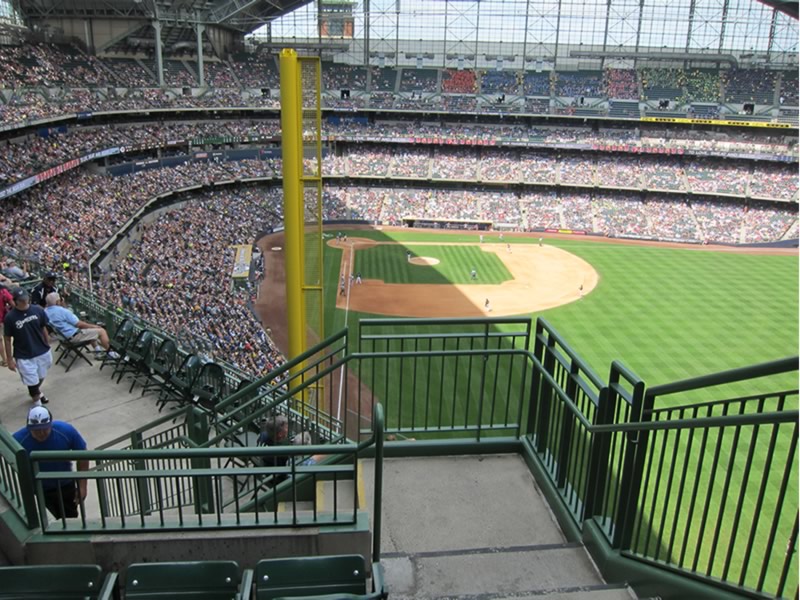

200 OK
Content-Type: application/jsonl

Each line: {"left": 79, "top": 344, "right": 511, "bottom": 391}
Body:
{"left": 98, "top": 571, "right": 119, "bottom": 600}
{"left": 371, "top": 562, "right": 387, "bottom": 599}
{"left": 238, "top": 568, "right": 254, "bottom": 600}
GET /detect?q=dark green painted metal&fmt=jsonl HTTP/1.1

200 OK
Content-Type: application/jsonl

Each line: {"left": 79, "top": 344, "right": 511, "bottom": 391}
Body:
{"left": 583, "top": 519, "right": 747, "bottom": 600}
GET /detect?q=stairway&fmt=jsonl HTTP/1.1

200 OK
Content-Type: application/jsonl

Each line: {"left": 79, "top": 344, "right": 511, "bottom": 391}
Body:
{"left": 361, "top": 455, "right": 639, "bottom": 600}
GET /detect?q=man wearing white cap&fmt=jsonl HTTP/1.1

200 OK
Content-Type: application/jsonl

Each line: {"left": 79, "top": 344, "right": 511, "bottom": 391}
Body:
{"left": 3, "top": 287, "right": 52, "bottom": 405}
{"left": 13, "top": 406, "right": 88, "bottom": 519}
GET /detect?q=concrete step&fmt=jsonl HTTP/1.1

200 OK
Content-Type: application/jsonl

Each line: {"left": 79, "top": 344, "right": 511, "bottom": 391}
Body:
{"left": 318, "top": 478, "right": 358, "bottom": 518}
{"left": 361, "top": 455, "right": 567, "bottom": 554}
{"left": 382, "top": 543, "right": 635, "bottom": 600}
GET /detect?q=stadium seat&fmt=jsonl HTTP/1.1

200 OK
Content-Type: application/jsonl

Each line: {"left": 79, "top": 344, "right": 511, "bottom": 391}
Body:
{"left": 254, "top": 554, "right": 386, "bottom": 600}
{"left": 114, "top": 329, "right": 155, "bottom": 389}
{"left": 48, "top": 325, "right": 95, "bottom": 372}
{"left": 124, "top": 561, "right": 252, "bottom": 600}
{"left": 190, "top": 361, "right": 227, "bottom": 410}
{"left": 99, "top": 318, "right": 135, "bottom": 372}
{"left": 0, "top": 564, "right": 117, "bottom": 599}
{"left": 157, "top": 354, "right": 202, "bottom": 411}
{"left": 138, "top": 338, "right": 178, "bottom": 397}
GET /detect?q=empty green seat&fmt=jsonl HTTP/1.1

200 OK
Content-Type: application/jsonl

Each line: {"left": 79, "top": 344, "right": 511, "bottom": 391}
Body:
{"left": 0, "top": 564, "right": 117, "bottom": 599}
{"left": 255, "top": 555, "right": 386, "bottom": 600}
{"left": 124, "top": 561, "right": 251, "bottom": 600}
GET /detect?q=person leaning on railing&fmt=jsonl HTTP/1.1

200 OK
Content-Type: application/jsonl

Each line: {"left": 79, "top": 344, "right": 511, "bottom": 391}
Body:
{"left": 12, "top": 405, "right": 89, "bottom": 519}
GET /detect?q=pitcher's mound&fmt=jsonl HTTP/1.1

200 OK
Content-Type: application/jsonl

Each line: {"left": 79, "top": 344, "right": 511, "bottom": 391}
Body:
{"left": 410, "top": 257, "right": 440, "bottom": 266}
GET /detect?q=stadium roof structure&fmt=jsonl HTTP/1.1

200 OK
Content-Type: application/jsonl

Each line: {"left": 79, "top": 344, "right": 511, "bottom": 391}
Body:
{"left": 15, "top": 0, "right": 312, "bottom": 35}
{"left": 759, "top": 0, "right": 798, "bottom": 18}
{"left": 9, "top": 0, "right": 798, "bottom": 60}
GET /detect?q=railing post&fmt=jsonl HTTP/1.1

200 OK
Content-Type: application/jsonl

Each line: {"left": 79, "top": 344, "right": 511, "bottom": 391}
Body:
{"left": 534, "top": 326, "right": 557, "bottom": 453}
{"left": 132, "top": 432, "right": 152, "bottom": 516}
{"left": 555, "top": 360, "right": 580, "bottom": 488}
{"left": 582, "top": 385, "right": 613, "bottom": 521}
{"left": 189, "top": 408, "right": 214, "bottom": 514}
{"left": 612, "top": 377, "right": 648, "bottom": 550}
{"left": 372, "top": 403, "right": 384, "bottom": 565}
{"left": 15, "top": 449, "right": 41, "bottom": 530}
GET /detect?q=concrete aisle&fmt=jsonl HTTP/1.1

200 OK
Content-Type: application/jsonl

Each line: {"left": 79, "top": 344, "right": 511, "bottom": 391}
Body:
{"left": 361, "top": 455, "right": 635, "bottom": 600}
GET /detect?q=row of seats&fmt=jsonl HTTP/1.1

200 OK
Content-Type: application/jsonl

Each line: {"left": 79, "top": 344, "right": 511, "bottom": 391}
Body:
{"left": 96, "top": 317, "right": 231, "bottom": 411}
{"left": 0, "top": 554, "right": 387, "bottom": 599}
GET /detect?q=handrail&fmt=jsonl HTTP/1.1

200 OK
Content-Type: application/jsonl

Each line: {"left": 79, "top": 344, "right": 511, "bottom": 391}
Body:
{"left": 645, "top": 356, "right": 799, "bottom": 398}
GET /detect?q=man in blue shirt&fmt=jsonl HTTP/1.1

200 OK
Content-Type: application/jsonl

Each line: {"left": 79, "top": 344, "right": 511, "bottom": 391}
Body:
{"left": 44, "top": 292, "right": 118, "bottom": 358}
{"left": 13, "top": 406, "right": 89, "bottom": 519}
{"left": 3, "top": 287, "right": 52, "bottom": 405}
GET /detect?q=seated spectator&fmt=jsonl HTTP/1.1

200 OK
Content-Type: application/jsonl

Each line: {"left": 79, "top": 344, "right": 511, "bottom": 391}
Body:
{"left": 257, "top": 414, "right": 290, "bottom": 482}
{"left": 293, "top": 432, "right": 325, "bottom": 466}
{"left": 44, "top": 292, "right": 118, "bottom": 358}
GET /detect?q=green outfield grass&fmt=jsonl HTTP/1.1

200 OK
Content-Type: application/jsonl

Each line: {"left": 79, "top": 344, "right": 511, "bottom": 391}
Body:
{"left": 326, "top": 229, "right": 798, "bottom": 390}
{"left": 320, "top": 227, "right": 799, "bottom": 596}
{"left": 354, "top": 242, "right": 512, "bottom": 284}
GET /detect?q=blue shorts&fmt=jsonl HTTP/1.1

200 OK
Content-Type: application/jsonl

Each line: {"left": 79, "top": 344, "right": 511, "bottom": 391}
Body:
{"left": 16, "top": 351, "right": 53, "bottom": 386}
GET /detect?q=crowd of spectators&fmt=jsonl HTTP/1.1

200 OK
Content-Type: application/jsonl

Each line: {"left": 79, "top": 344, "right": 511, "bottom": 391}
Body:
{"left": 228, "top": 52, "right": 280, "bottom": 88}
{"left": 400, "top": 68, "right": 438, "bottom": 93}
{"left": 749, "top": 163, "right": 799, "bottom": 200}
{"left": 555, "top": 71, "right": 603, "bottom": 98}
{"left": 442, "top": 69, "right": 477, "bottom": 94}
{"left": 370, "top": 68, "right": 397, "bottom": 91}
{"left": 1, "top": 115, "right": 796, "bottom": 204}
{"left": 779, "top": 71, "right": 799, "bottom": 106}
{"left": 431, "top": 147, "right": 479, "bottom": 180}
{"left": 685, "top": 158, "right": 747, "bottom": 196}
{"left": 683, "top": 69, "right": 721, "bottom": 103}
{"left": 442, "top": 95, "right": 478, "bottom": 112}
{"left": 203, "top": 61, "right": 238, "bottom": 88}
{"left": 520, "top": 190, "right": 561, "bottom": 229}
{"left": 480, "top": 71, "right": 519, "bottom": 95}
{"left": 322, "top": 64, "right": 367, "bottom": 90}
{"left": 523, "top": 72, "right": 552, "bottom": 96}
{"left": 604, "top": 69, "right": 638, "bottom": 100}
{"left": 723, "top": 68, "right": 777, "bottom": 104}
{"left": 558, "top": 155, "right": 595, "bottom": 186}
{"left": 94, "top": 186, "right": 285, "bottom": 374}
{"left": 327, "top": 183, "right": 795, "bottom": 241}
{"left": 640, "top": 68, "right": 684, "bottom": 101}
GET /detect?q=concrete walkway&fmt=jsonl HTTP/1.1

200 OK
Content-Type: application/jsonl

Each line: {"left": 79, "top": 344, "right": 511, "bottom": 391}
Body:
{"left": 362, "top": 456, "right": 635, "bottom": 600}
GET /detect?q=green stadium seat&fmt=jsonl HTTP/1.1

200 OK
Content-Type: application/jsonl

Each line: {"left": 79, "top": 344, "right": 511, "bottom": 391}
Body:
{"left": 115, "top": 329, "right": 155, "bottom": 390}
{"left": 157, "top": 354, "right": 202, "bottom": 411}
{"left": 0, "top": 564, "right": 117, "bottom": 599}
{"left": 138, "top": 338, "right": 178, "bottom": 397}
{"left": 124, "top": 560, "right": 252, "bottom": 600}
{"left": 48, "top": 324, "right": 95, "bottom": 372}
{"left": 99, "top": 318, "right": 135, "bottom": 372}
{"left": 254, "top": 554, "right": 387, "bottom": 600}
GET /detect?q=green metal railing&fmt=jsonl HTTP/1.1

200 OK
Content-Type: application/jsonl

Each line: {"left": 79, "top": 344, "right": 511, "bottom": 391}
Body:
{"left": 25, "top": 404, "right": 384, "bottom": 535}
{"left": 1, "top": 312, "right": 796, "bottom": 599}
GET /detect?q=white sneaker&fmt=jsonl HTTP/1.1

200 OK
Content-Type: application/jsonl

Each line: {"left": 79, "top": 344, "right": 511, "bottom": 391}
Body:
{"left": 107, "top": 351, "right": 121, "bottom": 360}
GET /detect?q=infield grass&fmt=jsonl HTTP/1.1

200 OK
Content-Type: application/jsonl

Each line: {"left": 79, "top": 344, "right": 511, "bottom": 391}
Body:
{"left": 355, "top": 242, "right": 512, "bottom": 284}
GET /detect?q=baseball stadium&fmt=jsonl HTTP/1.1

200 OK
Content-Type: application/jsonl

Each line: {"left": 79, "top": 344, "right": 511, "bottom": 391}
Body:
{"left": 0, "top": 0, "right": 797, "bottom": 597}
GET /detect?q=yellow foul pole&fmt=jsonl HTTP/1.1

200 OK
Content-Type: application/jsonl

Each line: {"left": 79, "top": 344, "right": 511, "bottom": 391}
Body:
{"left": 279, "top": 48, "right": 306, "bottom": 371}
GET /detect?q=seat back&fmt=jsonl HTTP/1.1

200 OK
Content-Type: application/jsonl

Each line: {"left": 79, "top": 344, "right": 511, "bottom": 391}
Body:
{"left": 111, "top": 318, "right": 135, "bottom": 351}
{"left": 129, "top": 330, "right": 155, "bottom": 362}
{"left": 172, "top": 354, "right": 202, "bottom": 389}
{"left": 191, "top": 362, "right": 227, "bottom": 407}
{"left": 125, "top": 561, "right": 242, "bottom": 600}
{"left": 255, "top": 555, "right": 368, "bottom": 599}
{"left": 0, "top": 564, "right": 112, "bottom": 599}
{"left": 151, "top": 339, "right": 178, "bottom": 376}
